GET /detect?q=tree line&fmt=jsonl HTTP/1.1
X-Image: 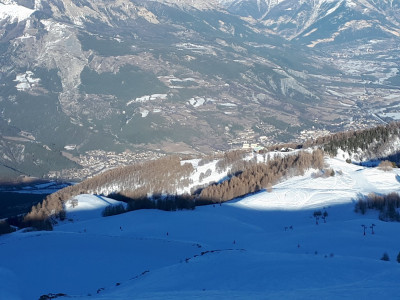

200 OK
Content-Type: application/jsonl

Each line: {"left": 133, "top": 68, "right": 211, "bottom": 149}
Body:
{"left": 355, "top": 192, "right": 400, "bottom": 221}
{"left": 261, "top": 122, "right": 400, "bottom": 161}
{"left": 20, "top": 148, "right": 324, "bottom": 229}
{"left": 307, "top": 122, "right": 400, "bottom": 158}
{"left": 19, "top": 122, "right": 400, "bottom": 230}
{"left": 197, "top": 149, "right": 324, "bottom": 205}
{"left": 23, "top": 155, "right": 194, "bottom": 226}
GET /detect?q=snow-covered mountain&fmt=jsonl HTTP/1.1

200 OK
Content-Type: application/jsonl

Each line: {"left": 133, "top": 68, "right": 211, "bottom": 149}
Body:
{"left": 0, "top": 0, "right": 399, "bottom": 180}
{"left": 1, "top": 154, "right": 400, "bottom": 299}
{"left": 0, "top": 2, "right": 34, "bottom": 23}
{"left": 224, "top": 0, "right": 400, "bottom": 42}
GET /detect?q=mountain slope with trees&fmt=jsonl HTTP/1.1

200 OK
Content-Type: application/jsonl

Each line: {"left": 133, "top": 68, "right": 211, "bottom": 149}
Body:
{"left": 2, "top": 123, "right": 400, "bottom": 231}
{"left": 2, "top": 149, "right": 400, "bottom": 299}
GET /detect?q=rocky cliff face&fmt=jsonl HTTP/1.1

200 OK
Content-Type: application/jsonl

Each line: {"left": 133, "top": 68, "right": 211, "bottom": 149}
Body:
{"left": 224, "top": 0, "right": 400, "bottom": 42}
{"left": 0, "top": 0, "right": 399, "bottom": 178}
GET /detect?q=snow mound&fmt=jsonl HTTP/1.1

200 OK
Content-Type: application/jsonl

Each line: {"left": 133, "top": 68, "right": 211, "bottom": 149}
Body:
{"left": 64, "top": 194, "right": 126, "bottom": 221}
{"left": 0, "top": 3, "right": 35, "bottom": 23}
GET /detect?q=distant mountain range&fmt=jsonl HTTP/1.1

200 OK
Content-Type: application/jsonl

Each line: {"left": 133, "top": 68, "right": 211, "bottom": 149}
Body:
{"left": 0, "top": 0, "right": 399, "bottom": 179}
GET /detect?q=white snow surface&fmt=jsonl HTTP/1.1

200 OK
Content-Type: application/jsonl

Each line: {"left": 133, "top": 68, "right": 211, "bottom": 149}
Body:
{"left": 64, "top": 194, "right": 127, "bottom": 221}
{"left": 1, "top": 157, "right": 400, "bottom": 299}
{"left": 0, "top": 3, "right": 35, "bottom": 23}
{"left": 187, "top": 97, "right": 206, "bottom": 107}
{"left": 14, "top": 71, "right": 40, "bottom": 91}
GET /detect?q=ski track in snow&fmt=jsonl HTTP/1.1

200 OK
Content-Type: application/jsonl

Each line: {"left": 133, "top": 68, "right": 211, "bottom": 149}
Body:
{"left": 1, "top": 156, "right": 400, "bottom": 299}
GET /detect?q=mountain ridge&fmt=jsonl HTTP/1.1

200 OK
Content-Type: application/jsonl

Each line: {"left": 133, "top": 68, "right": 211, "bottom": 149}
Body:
{"left": 0, "top": 0, "right": 399, "bottom": 179}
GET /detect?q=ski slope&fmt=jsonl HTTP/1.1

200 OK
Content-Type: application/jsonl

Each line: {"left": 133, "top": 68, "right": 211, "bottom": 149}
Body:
{"left": 1, "top": 157, "right": 400, "bottom": 299}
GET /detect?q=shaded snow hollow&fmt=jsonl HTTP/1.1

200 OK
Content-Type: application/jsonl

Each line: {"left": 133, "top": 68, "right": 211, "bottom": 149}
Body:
{"left": 1, "top": 156, "right": 400, "bottom": 299}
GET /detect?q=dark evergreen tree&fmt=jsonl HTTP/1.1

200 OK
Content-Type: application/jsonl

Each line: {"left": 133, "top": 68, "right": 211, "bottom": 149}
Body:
{"left": 381, "top": 252, "right": 390, "bottom": 261}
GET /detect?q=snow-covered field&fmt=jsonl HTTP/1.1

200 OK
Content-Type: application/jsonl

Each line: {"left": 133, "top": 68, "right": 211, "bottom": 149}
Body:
{"left": 1, "top": 157, "right": 400, "bottom": 299}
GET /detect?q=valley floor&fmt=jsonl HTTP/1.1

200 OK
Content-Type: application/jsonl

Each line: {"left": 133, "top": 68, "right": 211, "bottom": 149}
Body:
{"left": 1, "top": 157, "right": 400, "bottom": 299}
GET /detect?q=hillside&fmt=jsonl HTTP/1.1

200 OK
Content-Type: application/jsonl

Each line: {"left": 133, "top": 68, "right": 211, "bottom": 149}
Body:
{"left": 12, "top": 122, "right": 398, "bottom": 228}
{"left": 20, "top": 149, "right": 325, "bottom": 228}
{"left": 0, "top": 0, "right": 399, "bottom": 178}
{"left": 1, "top": 155, "right": 400, "bottom": 299}
{"left": 1, "top": 123, "right": 399, "bottom": 231}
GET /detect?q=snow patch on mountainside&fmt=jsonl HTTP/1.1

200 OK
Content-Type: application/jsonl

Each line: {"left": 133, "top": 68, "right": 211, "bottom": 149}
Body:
{"left": 126, "top": 94, "right": 168, "bottom": 105}
{"left": 158, "top": 0, "right": 221, "bottom": 10}
{"left": 14, "top": 71, "right": 40, "bottom": 91}
{"left": 138, "top": 108, "right": 149, "bottom": 118}
{"left": 187, "top": 96, "right": 206, "bottom": 107}
{"left": 0, "top": 3, "right": 35, "bottom": 23}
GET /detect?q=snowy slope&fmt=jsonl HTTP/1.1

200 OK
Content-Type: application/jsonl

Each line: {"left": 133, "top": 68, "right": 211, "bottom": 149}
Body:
{"left": 236, "top": 157, "right": 400, "bottom": 211}
{"left": 1, "top": 156, "right": 400, "bottom": 299}
{"left": 63, "top": 194, "right": 127, "bottom": 221}
{"left": 181, "top": 151, "right": 288, "bottom": 195}
{"left": 0, "top": 267, "right": 19, "bottom": 300}
{"left": 0, "top": 3, "right": 35, "bottom": 23}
